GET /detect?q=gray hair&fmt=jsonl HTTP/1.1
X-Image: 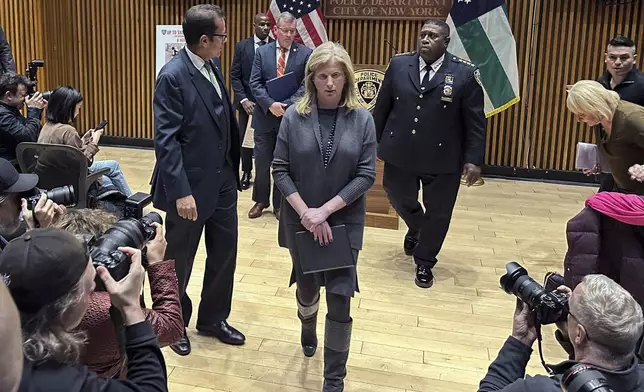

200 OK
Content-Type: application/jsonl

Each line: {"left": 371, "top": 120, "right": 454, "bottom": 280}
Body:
{"left": 574, "top": 274, "right": 644, "bottom": 358}
{"left": 21, "top": 279, "right": 87, "bottom": 365}
{"left": 276, "top": 12, "right": 296, "bottom": 26}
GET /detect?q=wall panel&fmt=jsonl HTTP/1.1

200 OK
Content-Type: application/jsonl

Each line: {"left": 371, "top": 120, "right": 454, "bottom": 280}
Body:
{"left": 1, "top": 0, "right": 643, "bottom": 172}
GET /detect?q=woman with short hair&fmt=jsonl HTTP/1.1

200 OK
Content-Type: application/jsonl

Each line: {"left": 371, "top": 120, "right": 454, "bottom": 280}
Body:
{"left": 567, "top": 80, "right": 644, "bottom": 194}
{"left": 272, "top": 41, "right": 376, "bottom": 391}
{"left": 38, "top": 86, "right": 132, "bottom": 196}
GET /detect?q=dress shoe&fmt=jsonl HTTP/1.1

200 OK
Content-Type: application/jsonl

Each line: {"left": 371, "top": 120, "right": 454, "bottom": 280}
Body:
{"left": 170, "top": 331, "right": 191, "bottom": 356}
{"left": 248, "top": 202, "right": 269, "bottom": 219}
{"left": 403, "top": 231, "right": 419, "bottom": 256}
{"left": 415, "top": 265, "right": 434, "bottom": 288}
{"left": 241, "top": 172, "right": 252, "bottom": 190}
{"left": 274, "top": 208, "right": 280, "bottom": 221}
{"left": 196, "top": 320, "right": 246, "bottom": 345}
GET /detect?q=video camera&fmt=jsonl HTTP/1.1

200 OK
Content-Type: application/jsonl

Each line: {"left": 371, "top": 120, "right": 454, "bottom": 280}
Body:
{"left": 90, "top": 211, "right": 163, "bottom": 291}
{"left": 500, "top": 261, "right": 569, "bottom": 325}
{"left": 22, "top": 185, "right": 77, "bottom": 210}
{"left": 24, "top": 59, "right": 52, "bottom": 101}
{"left": 561, "top": 363, "right": 613, "bottom": 392}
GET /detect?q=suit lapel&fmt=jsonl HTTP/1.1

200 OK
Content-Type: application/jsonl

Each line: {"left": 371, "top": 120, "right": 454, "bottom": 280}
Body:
{"left": 182, "top": 49, "right": 226, "bottom": 135}
{"left": 267, "top": 41, "right": 278, "bottom": 79}
{"left": 425, "top": 58, "right": 449, "bottom": 93}
{"left": 407, "top": 53, "right": 422, "bottom": 93}
{"left": 285, "top": 43, "right": 299, "bottom": 74}
{"left": 245, "top": 38, "right": 255, "bottom": 65}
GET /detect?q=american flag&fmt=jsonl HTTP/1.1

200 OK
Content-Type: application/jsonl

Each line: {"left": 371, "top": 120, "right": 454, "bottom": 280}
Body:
{"left": 267, "top": 0, "right": 328, "bottom": 49}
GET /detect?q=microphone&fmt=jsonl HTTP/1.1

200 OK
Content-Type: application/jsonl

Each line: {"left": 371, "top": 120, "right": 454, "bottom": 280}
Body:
{"left": 384, "top": 39, "right": 398, "bottom": 55}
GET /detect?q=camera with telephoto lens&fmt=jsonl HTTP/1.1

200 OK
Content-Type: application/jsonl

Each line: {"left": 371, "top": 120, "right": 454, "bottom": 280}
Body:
{"left": 24, "top": 185, "right": 77, "bottom": 210}
{"left": 561, "top": 364, "right": 613, "bottom": 392}
{"left": 25, "top": 60, "right": 52, "bottom": 101}
{"left": 499, "top": 261, "right": 569, "bottom": 325}
{"left": 90, "top": 211, "right": 163, "bottom": 291}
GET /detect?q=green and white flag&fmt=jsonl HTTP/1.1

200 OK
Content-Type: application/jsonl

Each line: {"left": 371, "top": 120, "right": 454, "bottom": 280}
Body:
{"left": 447, "top": 0, "right": 520, "bottom": 117}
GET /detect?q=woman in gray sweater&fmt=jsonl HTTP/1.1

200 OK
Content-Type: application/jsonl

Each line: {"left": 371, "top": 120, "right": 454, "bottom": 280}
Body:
{"left": 272, "top": 41, "right": 376, "bottom": 391}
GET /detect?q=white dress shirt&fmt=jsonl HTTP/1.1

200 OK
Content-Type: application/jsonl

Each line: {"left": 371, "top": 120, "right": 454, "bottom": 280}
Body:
{"left": 254, "top": 35, "right": 268, "bottom": 52}
{"left": 419, "top": 53, "right": 445, "bottom": 84}
{"left": 185, "top": 46, "right": 222, "bottom": 98}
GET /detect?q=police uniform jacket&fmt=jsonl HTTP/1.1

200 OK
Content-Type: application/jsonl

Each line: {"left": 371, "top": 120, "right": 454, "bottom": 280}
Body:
{"left": 373, "top": 51, "right": 486, "bottom": 174}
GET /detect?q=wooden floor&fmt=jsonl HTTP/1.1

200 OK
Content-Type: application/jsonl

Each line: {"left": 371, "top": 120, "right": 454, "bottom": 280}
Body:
{"left": 100, "top": 146, "right": 596, "bottom": 392}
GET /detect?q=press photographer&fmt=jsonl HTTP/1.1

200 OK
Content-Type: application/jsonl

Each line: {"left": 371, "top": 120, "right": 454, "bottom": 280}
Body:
{"left": 0, "top": 72, "right": 45, "bottom": 162}
{"left": 0, "top": 157, "right": 68, "bottom": 248}
{"left": 52, "top": 208, "right": 183, "bottom": 378}
{"left": 0, "top": 228, "right": 168, "bottom": 391}
{"left": 479, "top": 266, "right": 644, "bottom": 392}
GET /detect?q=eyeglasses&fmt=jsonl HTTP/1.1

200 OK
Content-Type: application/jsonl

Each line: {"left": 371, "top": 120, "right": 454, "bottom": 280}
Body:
{"left": 568, "top": 310, "right": 592, "bottom": 341}
{"left": 212, "top": 33, "right": 227, "bottom": 42}
{"left": 277, "top": 27, "right": 297, "bottom": 36}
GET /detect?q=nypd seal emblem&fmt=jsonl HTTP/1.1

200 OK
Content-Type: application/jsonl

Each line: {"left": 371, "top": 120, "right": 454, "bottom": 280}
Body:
{"left": 354, "top": 69, "right": 385, "bottom": 111}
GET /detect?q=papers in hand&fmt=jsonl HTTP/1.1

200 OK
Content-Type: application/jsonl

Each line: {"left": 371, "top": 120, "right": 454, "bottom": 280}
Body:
{"left": 242, "top": 115, "right": 254, "bottom": 149}
{"left": 266, "top": 71, "right": 298, "bottom": 102}
{"left": 576, "top": 142, "right": 599, "bottom": 170}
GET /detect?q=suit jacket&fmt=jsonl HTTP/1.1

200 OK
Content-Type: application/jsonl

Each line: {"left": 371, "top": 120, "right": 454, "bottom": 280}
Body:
{"left": 230, "top": 36, "right": 274, "bottom": 109}
{"left": 249, "top": 41, "right": 312, "bottom": 133}
{"left": 0, "top": 25, "right": 16, "bottom": 75}
{"left": 272, "top": 105, "right": 377, "bottom": 250}
{"left": 151, "top": 49, "right": 241, "bottom": 218}
{"left": 373, "top": 51, "right": 486, "bottom": 174}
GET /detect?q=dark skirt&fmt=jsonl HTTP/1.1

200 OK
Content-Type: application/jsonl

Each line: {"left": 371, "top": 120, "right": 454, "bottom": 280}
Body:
{"left": 288, "top": 248, "right": 359, "bottom": 297}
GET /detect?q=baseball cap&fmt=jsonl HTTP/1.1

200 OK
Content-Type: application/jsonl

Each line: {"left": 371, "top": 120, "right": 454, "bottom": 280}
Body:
{"left": 0, "top": 158, "right": 38, "bottom": 193}
{"left": 0, "top": 228, "right": 89, "bottom": 314}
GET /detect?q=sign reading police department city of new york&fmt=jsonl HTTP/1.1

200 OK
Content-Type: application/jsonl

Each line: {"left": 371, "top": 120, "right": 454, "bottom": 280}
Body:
{"left": 354, "top": 68, "right": 385, "bottom": 111}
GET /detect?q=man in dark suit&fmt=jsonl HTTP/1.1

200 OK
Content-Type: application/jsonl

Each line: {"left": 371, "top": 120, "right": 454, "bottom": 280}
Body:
{"left": 151, "top": 4, "right": 245, "bottom": 356}
{"left": 373, "top": 19, "right": 486, "bottom": 289}
{"left": 230, "top": 13, "right": 273, "bottom": 190}
{"left": 593, "top": 36, "right": 644, "bottom": 191}
{"left": 247, "top": 11, "right": 312, "bottom": 220}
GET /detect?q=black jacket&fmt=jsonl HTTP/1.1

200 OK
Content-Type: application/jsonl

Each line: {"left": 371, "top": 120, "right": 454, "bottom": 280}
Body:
{"left": 18, "top": 321, "right": 168, "bottom": 392}
{"left": 479, "top": 336, "right": 644, "bottom": 392}
{"left": 598, "top": 68, "right": 644, "bottom": 107}
{"left": 0, "top": 25, "right": 16, "bottom": 75}
{"left": 0, "top": 102, "right": 42, "bottom": 161}
{"left": 230, "top": 36, "right": 273, "bottom": 109}
{"left": 373, "top": 51, "right": 486, "bottom": 174}
{"left": 151, "top": 49, "right": 241, "bottom": 218}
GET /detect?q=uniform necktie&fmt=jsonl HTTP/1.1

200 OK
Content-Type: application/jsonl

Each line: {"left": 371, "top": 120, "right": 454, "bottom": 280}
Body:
{"left": 277, "top": 47, "right": 287, "bottom": 77}
{"left": 421, "top": 66, "right": 430, "bottom": 87}
{"left": 205, "top": 63, "right": 222, "bottom": 99}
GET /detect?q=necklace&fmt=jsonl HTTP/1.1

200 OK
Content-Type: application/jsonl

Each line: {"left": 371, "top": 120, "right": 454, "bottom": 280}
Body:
{"left": 319, "top": 109, "right": 339, "bottom": 168}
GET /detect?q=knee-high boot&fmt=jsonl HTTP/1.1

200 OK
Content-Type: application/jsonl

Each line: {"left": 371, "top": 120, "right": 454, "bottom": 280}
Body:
{"left": 297, "top": 295, "right": 319, "bottom": 357}
{"left": 323, "top": 316, "right": 352, "bottom": 392}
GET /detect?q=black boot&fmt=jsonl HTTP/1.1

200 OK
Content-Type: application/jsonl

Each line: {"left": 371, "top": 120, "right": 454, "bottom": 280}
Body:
{"left": 297, "top": 296, "right": 319, "bottom": 357}
{"left": 323, "top": 316, "right": 352, "bottom": 392}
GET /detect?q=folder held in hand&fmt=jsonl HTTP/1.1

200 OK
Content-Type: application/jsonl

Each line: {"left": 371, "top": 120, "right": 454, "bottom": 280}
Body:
{"left": 294, "top": 225, "right": 355, "bottom": 274}
{"left": 266, "top": 71, "right": 298, "bottom": 102}
{"left": 575, "top": 142, "right": 599, "bottom": 170}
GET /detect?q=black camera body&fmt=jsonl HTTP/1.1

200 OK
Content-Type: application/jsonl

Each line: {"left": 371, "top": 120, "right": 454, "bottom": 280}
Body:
{"left": 25, "top": 59, "right": 52, "bottom": 101}
{"left": 123, "top": 192, "right": 153, "bottom": 220}
{"left": 561, "top": 363, "right": 613, "bottom": 392}
{"left": 500, "top": 261, "right": 569, "bottom": 325}
{"left": 24, "top": 185, "right": 77, "bottom": 210}
{"left": 91, "top": 211, "right": 162, "bottom": 291}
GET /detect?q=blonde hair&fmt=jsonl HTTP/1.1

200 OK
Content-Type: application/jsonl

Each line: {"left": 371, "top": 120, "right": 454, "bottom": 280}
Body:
{"left": 295, "top": 41, "right": 361, "bottom": 115}
{"left": 566, "top": 80, "right": 621, "bottom": 121}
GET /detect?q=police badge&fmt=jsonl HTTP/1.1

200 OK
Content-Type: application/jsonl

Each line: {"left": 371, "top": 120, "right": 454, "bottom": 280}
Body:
{"left": 354, "top": 69, "right": 385, "bottom": 111}
{"left": 441, "top": 74, "right": 454, "bottom": 102}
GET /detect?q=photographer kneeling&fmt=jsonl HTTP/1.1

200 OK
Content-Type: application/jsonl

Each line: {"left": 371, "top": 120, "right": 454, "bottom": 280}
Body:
{"left": 0, "top": 229, "right": 168, "bottom": 391}
{"left": 480, "top": 274, "right": 644, "bottom": 392}
{"left": 52, "top": 208, "right": 183, "bottom": 378}
{"left": 0, "top": 157, "right": 66, "bottom": 247}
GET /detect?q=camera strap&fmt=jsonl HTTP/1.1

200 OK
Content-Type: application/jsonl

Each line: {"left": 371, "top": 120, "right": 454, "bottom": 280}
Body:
{"left": 108, "top": 305, "right": 128, "bottom": 369}
{"left": 536, "top": 322, "right": 557, "bottom": 375}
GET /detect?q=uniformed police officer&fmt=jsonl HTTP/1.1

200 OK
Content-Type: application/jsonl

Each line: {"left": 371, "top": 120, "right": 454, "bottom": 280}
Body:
{"left": 373, "top": 19, "right": 486, "bottom": 289}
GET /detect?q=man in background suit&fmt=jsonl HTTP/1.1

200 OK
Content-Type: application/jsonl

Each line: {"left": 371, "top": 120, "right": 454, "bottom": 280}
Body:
{"left": 230, "top": 13, "right": 273, "bottom": 190}
{"left": 0, "top": 25, "right": 16, "bottom": 76}
{"left": 151, "top": 4, "right": 245, "bottom": 357}
{"left": 248, "top": 11, "right": 312, "bottom": 220}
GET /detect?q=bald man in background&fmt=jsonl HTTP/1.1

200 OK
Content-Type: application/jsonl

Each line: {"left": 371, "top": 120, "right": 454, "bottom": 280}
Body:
{"left": 0, "top": 281, "right": 22, "bottom": 392}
